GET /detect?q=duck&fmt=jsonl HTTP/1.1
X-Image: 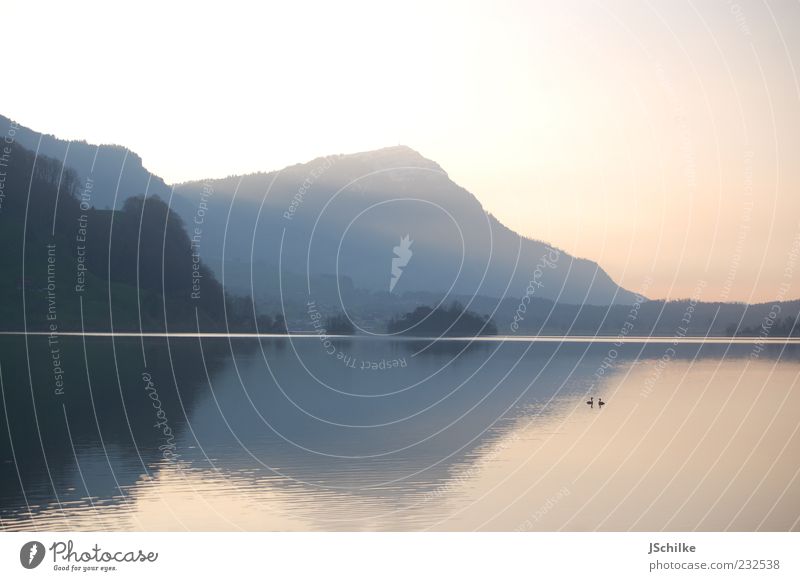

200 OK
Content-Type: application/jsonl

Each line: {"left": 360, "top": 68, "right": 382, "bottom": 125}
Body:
{"left": 586, "top": 396, "right": 594, "bottom": 408}
{"left": 598, "top": 398, "right": 605, "bottom": 408}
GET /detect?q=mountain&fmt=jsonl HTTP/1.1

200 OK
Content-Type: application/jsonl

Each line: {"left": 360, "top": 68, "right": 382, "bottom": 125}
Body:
{"left": 173, "top": 146, "right": 640, "bottom": 308}
{"left": 1, "top": 112, "right": 639, "bottom": 312}
{"left": 0, "top": 141, "right": 254, "bottom": 332}
{"left": 0, "top": 114, "right": 171, "bottom": 210}
{"left": 3, "top": 112, "right": 798, "bottom": 336}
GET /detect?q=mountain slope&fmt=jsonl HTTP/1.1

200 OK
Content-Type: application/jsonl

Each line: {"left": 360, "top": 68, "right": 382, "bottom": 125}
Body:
{"left": 174, "top": 146, "right": 639, "bottom": 306}
{"left": 0, "top": 142, "right": 235, "bottom": 332}
{"left": 0, "top": 114, "right": 171, "bottom": 209}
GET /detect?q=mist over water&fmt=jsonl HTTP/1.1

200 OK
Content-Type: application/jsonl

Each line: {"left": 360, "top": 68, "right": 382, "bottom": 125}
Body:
{"left": 2, "top": 335, "right": 798, "bottom": 531}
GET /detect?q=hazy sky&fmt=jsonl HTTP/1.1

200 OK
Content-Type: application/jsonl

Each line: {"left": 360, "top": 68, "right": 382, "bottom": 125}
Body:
{"left": 3, "top": 0, "right": 799, "bottom": 302}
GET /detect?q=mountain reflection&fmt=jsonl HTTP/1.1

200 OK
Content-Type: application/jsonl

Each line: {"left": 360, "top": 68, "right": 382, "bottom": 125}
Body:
{"left": 1, "top": 336, "right": 798, "bottom": 530}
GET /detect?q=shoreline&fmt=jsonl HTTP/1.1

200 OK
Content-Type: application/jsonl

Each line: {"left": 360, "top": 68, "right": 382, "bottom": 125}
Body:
{"left": 1, "top": 331, "right": 799, "bottom": 344}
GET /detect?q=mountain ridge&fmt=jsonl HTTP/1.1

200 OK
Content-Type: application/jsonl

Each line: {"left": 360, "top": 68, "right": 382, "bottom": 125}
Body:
{"left": 173, "top": 144, "right": 639, "bottom": 306}
{"left": 1, "top": 112, "right": 638, "bottom": 307}
{"left": 0, "top": 114, "right": 172, "bottom": 209}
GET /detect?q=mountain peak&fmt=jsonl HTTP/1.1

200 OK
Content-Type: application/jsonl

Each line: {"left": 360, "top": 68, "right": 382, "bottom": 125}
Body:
{"left": 371, "top": 144, "right": 423, "bottom": 157}
{"left": 333, "top": 144, "right": 445, "bottom": 176}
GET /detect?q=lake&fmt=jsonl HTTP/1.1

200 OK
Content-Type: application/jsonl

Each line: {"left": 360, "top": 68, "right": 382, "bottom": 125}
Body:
{"left": 1, "top": 334, "right": 799, "bottom": 531}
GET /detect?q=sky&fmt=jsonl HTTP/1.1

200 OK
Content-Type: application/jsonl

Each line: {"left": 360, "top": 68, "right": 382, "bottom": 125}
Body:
{"left": 2, "top": 0, "right": 799, "bottom": 303}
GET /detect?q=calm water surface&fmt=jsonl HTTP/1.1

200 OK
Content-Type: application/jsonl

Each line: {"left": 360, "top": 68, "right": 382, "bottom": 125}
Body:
{"left": 1, "top": 335, "right": 798, "bottom": 531}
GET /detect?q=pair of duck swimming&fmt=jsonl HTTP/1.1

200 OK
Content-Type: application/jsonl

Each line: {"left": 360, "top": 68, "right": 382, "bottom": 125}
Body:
{"left": 586, "top": 397, "right": 605, "bottom": 408}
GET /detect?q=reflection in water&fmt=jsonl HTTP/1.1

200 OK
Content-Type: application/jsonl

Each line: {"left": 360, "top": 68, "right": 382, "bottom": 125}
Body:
{"left": 1, "top": 336, "right": 798, "bottom": 531}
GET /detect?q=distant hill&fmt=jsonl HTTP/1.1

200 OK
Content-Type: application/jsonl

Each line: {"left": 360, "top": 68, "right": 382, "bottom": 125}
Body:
{"left": 174, "top": 145, "right": 640, "bottom": 307}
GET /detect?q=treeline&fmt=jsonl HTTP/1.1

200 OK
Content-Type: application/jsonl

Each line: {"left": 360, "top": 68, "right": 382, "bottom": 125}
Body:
{"left": 0, "top": 144, "right": 283, "bottom": 332}
{"left": 727, "top": 316, "right": 800, "bottom": 338}
{"left": 326, "top": 313, "right": 355, "bottom": 334}
{"left": 449, "top": 294, "right": 800, "bottom": 337}
{"left": 388, "top": 302, "right": 497, "bottom": 336}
